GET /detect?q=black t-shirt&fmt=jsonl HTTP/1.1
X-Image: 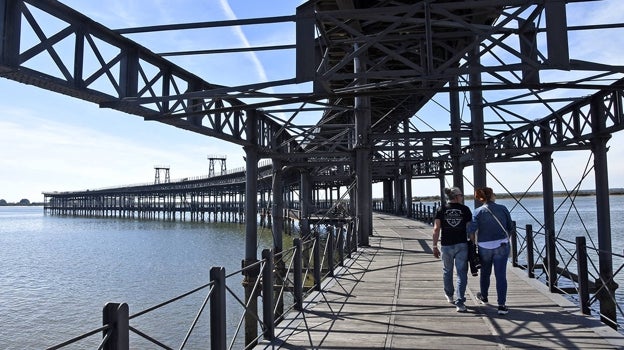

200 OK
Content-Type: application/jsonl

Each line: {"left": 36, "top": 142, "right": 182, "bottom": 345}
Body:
{"left": 434, "top": 203, "right": 472, "bottom": 246}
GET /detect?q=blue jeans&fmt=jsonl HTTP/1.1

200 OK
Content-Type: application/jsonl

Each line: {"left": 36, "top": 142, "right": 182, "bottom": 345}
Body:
{"left": 441, "top": 242, "right": 469, "bottom": 304}
{"left": 478, "top": 242, "right": 510, "bottom": 306}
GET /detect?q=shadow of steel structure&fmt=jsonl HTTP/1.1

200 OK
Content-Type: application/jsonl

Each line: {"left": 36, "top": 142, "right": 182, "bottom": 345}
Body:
{"left": 3, "top": 0, "right": 624, "bottom": 338}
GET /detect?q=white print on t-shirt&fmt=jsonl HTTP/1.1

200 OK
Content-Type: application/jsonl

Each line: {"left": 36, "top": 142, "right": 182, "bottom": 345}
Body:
{"left": 445, "top": 209, "right": 464, "bottom": 227}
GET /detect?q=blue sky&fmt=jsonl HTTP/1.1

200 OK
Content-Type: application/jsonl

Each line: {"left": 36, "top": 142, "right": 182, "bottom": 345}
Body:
{"left": 1, "top": 0, "right": 623, "bottom": 203}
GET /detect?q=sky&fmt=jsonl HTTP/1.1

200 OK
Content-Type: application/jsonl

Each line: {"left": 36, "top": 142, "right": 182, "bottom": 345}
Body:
{"left": 1, "top": 0, "right": 623, "bottom": 203}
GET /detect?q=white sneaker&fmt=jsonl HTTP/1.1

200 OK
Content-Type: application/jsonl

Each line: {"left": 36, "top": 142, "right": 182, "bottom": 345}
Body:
{"left": 445, "top": 294, "right": 453, "bottom": 303}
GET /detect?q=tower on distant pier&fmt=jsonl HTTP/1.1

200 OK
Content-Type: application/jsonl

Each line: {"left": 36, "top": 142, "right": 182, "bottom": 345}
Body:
{"left": 207, "top": 155, "right": 227, "bottom": 177}
{"left": 154, "top": 165, "right": 170, "bottom": 184}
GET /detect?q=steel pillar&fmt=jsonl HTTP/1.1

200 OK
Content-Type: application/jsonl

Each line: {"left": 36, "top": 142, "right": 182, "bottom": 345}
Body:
{"left": 539, "top": 152, "right": 557, "bottom": 292}
{"left": 354, "top": 44, "right": 372, "bottom": 246}
{"left": 449, "top": 77, "right": 464, "bottom": 191}
{"left": 271, "top": 160, "right": 284, "bottom": 252}
{"left": 383, "top": 180, "right": 393, "bottom": 212}
{"left": 243, "top": 109, "right": 259, "bottom": 347}
{"left": 300, "top": 169, "right": 312, "bottom": 239}
{"left": 469, "top": 45, "right": 487, "bottom": 203}
{"left": 591, "top": 96, "right": 616, "bottom": 328}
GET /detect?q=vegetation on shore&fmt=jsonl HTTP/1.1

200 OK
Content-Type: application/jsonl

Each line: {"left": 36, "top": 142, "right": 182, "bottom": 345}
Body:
{"left": 0, "top": 199, "right": 44, "bottom": 206}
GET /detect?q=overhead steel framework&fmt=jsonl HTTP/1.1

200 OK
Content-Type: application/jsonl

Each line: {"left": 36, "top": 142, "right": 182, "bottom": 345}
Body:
{"left": 3, "top": 0, "right": 624, "bottom": 331}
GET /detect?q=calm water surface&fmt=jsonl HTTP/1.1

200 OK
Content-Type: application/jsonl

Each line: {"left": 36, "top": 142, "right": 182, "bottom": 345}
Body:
{"left": 2, "top": 195, "right": 624, "bottom": 348}
{"left": 0, "top": 207, "right": 277, "bottom": 349}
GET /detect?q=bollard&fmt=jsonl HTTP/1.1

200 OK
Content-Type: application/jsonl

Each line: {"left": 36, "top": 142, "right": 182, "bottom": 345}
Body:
{"left": 262, "top": 249, "right": 275, "bottom": 340}
{"left": 210, "top": 267, "right": 226, "bottom": 350}
{"left": 102, "top": 303, "right": 129, "bottom": 350}
{"left": 576, "top": 236, "right": 591, "bottom": 315}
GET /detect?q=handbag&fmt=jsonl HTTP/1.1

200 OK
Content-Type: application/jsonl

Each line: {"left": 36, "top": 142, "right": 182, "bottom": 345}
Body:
{"left": 468, "top": 240, "right": 480, "bottom": 276}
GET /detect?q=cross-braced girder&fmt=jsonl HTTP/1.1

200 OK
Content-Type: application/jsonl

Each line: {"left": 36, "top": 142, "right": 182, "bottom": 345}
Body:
{"left": 1, "top": 0, "right": 624, "bottom": 181}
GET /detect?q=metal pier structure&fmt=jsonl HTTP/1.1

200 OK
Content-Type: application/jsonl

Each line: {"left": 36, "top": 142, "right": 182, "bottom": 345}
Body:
{"left": 3, "top": 0, "right": 624, "bottom": 348}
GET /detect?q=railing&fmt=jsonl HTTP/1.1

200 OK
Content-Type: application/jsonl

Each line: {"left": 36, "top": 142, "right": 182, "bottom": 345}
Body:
{"left": 372, "top": 199, "right": 439, "bottom": 224}
{"left": 45, "top": 219, "right": 357, "bottom": 350}
{"left": 510, "top": 223, "right": 624, "bottom": 331}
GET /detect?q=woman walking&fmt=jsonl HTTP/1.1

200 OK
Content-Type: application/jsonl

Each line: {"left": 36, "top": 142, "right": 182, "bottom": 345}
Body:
{"left": 469, "top": 187, "right": 513, "bottom": 315}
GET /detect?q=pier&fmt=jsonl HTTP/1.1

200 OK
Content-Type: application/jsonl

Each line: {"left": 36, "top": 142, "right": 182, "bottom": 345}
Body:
{"left": 4, "top": 0, "right": 624, "bottom": 348}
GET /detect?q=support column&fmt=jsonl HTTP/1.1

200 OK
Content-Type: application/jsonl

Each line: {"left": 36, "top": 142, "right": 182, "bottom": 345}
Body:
{"left": 300, "top": 169, "right": 312, "bottom": 239}
{"left": 383, "top": 180, "right": 393, "bottom": 212}
{"left": 591, "top": 96, "right": 616, "bottom": 328}
{"left": 539, "top": 152, "right": 557, "bottom": 292}
{"left": 354, "top": 44, "right": 372, "bottom": 246}
{"left": 405, "top": 168, "right": 413, "bottom": 218}
{"left": 271, "top": 160, "right": 284, "bottom": 252}
{"left": 243, "top": 110, "right": 259, "bottom": 347}
{"left": 450, "top": 77, "right": 464, "bottom": 190}
{"left": 469, "top": 44, "right": 487, "bottom": 206}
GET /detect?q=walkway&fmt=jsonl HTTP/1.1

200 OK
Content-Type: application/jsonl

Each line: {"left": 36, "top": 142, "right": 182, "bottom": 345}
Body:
{"left": 256, "top": 213, "right": 624, "bottom": 349}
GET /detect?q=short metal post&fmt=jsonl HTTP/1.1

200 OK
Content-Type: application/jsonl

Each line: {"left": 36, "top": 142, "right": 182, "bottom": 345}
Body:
{"left": 262, "top": 249, "right": 274, "bottom": 340}
{"left": 511, "top": 221, "right": 518, "bottom": 267}
{"left": 526, "top": 224, "right": 535, "bottom": 278}
{"left": 210, "top": 267, "right": 226, "bottom": 350}
{"left": 314, "top": 231, "right": 321, "bottom": 291}
{"left": 346, "top": 224, "right": 352, "bottom": 259}
{"left": 337, "top": 225, "right": 345, "bottom": 266}
{"left": 293, "top": 238, "right": 303, "bottom": 311}
{"left": 546, "top": 227, "right": 557, "bottom": 291}
{"left": 102, "top": 303, "right": 129, "bottom": 350}
{"left": 327, "top": 230, "right": 335, "bottom": 277}
{"left": 576, "top": 236, "right": 591, "bottom": 315}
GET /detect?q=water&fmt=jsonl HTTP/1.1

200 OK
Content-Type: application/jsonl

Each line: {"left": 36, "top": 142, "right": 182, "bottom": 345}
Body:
{"left": 0, "top": 207, "right": 279, "bottom": 349}
{"left": 2, "top": 196, "right": 624, "bottom": 348}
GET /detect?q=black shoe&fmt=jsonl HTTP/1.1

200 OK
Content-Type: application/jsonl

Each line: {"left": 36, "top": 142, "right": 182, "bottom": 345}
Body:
{"left": 497, "top": 305, "right": 509, "bottom": 315}
{"left": 476, "top": 292, "right": 488, "bottom": 303}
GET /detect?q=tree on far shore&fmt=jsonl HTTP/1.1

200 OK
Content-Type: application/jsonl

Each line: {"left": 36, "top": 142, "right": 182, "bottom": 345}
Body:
{"left": 0, "top": 199, "right": 7, "bottom": 206}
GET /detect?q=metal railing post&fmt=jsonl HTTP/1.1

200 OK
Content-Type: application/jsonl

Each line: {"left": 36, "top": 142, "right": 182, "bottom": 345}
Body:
{"left": 262, "top": 249, "right": 275, "bottom": 340}
{"left": 576, "top": 236, "right": 591, "bottom": 315}
{"left": 511, "top": 221, "right": 518, "bottom": 267}
{"left": 546, "top": 227, "right": 557, "bottom": 291}
{"left": 314, "top": 231, "right": 321, "bottom": 291}
{"left": 526, "top": 224, "right": 535, "bottom": 278}
{"left": 327, "top": 230, "right": 335, "bottom": 277}
{"left": 102, "top": 303, "right": 129, "bottom": 350}
{"left": 337, "top": 225, "right": 345, "bottom": 266}
{"left": 210, "top": 267, "right": 226, "bottom": 350}
{"left": 293, "top": 238, "right": 303, "bottom": 311}
{"left": 346, "top": 224, "right": 352, "bottom": 259}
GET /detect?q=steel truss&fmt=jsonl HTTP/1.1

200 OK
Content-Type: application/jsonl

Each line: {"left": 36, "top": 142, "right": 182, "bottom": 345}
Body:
{"left": 2, "top": 0, "right": 623, "bottom": 181}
